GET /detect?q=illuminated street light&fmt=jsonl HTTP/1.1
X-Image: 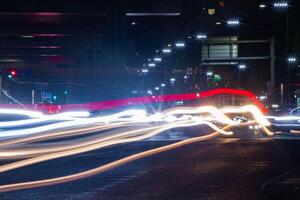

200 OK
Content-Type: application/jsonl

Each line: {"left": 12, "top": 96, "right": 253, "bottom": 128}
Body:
{"left": 239, "top": 64, "right": 246, "bottom": 69}
{"left": 288, "top": 57, "right": 297, "bottom": 63}
{"left": 161, "top": 83, "right": 166, "bottom": 87}
{"left": 147, "top": 90, "right": 153, "bottom": 95}
{"left": 175, "top": 42, "right": 185, "bottom": 47}
{"left": 148, "top": 63, "right": 156, "bottom": 67}
{"left": 162, "top": 49, "right": 171, "bottom": 53}
{"left": 227, "top": 19, "right": 240, "bottom": 26}
{"left": 141, "top": 69, "right": 149, "bottom": 73}
{"left": 170, "top": 78, "right": 176, "bottom": 83}
{"left": 154, "top": 57, "right": 162, "bottom": 62}
{"left": 196, "top": 34, "right": 207, "bottom": 39}
{"left": 216, "top": 21, "right": 222, "bottom": 25}
{"left": 184, "top": 75, "right": 188, "bottom": 79}
{"left": 21, "top": 35, "right": 34, "bottom": 38}
{"left": 131, "top": 22, "right": 136, "bottom": 26}
{"left": 259, "top": 3, "right": 267, "bottom": 8}
{"left": 206, "top": 71, "right": 213, "bottom": 76}
{"left": 155, "top": 87, "right": 160, "bottom": 91}
{"left": 273, "top": 1, "right": 288, "bottom": 8}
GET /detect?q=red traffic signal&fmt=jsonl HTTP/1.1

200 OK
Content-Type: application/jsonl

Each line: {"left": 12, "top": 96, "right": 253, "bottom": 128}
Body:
{"left": 10, "top": 70, "right": 16, "bottom": 76}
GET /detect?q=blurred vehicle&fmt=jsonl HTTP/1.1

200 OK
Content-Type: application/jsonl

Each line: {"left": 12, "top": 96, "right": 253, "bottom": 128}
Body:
{"left": 34, "top": 101, "right": 61, "bottom": 114}
{"left": 268, "top": 105, "right": 300, "bottom": 133}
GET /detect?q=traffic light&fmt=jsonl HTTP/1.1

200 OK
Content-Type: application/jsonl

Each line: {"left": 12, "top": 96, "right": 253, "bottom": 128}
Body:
{"left": 7, "top": 70, "right": 16, "bottom": 79}
{"left": 9, "top": 70, "right": 17, "bottom": 77}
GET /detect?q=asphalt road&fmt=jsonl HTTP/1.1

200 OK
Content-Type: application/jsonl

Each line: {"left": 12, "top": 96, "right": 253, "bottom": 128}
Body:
{"left": 0, "top": 135, "right": 300, "bottom": 200}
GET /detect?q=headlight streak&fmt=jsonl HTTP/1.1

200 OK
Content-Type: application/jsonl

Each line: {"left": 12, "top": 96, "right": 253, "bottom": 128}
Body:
{"left": 0, "top": 122, "right": 265, "bottom": 193}
{"left": 0, "top": 109, "right": 44, "bottom": 118}
{"left": 0, "top": 105, "right": 273, "bottom": 192}
{"left": 0, "top": 120, "right": 232, "bottom": 159}
{"left": 0, "top": 111, "right": 90, "bottom": 128}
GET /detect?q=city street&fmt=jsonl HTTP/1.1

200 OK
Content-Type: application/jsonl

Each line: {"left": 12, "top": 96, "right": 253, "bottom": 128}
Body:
{"left": 1, "top": 134, "right": 299, "bottom": 199}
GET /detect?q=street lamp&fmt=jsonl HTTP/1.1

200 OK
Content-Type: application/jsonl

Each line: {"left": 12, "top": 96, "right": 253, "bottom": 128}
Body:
{"left": 226, "top": 19, "right": 240, "bottom": 26}
{"left": 148, "top": 63, "right": 156, "bottom": 67}
{"left": 206, "top": 71, "right": 213, "bottom": 76}
{"left": 141, "top": 69, "right": 149, "bottom": 73}
{"left": 161, "top": 83, "right": 166, "bottom": 87}
{"left": 288, "top": 57, "right": 297, "bottom": 63}
{"left": 273, "top": 1, "right": 290, "bottom": 103}
{"left": 154, "top": 57, "right": 162, "bottom": 62}
{"left": 259, "top": 3, "right": 267, "bottom": 9}
{"left": 238, "top": 64, "right": 246, "bottom": 88}
{"left": 196, "top": 34, "right": 207, "bottom": 40}
{"left": 162, "top": 49, "right": 171, "bottom": 53}
{"left": 239, "top": 64, "right": 246, "bottom": 69}
{"left": 273, "top": 1, "right": 288, "bottom": 9}
{"left": 175, "top": 42, "right": 185, "bottom": 48}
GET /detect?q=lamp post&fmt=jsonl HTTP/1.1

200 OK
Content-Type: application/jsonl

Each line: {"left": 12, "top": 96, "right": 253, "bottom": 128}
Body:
{"left": 238, "top": 64, "right": 246, "bottom": 88}
{"left": 273, "top": 1, "right": 290, "bottom": 103}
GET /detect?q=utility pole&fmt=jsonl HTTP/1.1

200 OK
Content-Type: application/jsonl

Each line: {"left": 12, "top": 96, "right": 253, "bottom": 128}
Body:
{"left": 270, "top": 38, "right": 275, "bottom": 103}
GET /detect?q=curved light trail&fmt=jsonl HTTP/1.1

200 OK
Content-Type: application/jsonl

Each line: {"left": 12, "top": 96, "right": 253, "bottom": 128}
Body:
{"left": 0, "top": 104, "right": 274, "bottom": 192}
{"left": 0, "top": 88, "right": 268, "bottom": 113}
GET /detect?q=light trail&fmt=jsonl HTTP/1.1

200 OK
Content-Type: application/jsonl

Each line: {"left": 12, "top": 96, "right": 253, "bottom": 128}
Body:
{"left": 0, "top": 105, "right": 273, "bottom": 192}
{"left": 0, "top": 111, "right": 90, "bottom": 128}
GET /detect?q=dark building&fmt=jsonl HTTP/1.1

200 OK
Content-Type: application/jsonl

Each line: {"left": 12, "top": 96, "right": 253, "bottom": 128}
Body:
{"left": 0, "top": 0, "right": 299, "bottom": 105}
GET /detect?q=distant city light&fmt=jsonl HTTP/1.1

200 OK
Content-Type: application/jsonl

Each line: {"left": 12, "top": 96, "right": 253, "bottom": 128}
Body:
{"left": 148, "top": 63, "right": 156, "bottom": 67}
{"left": 196, "top": 34, "right": 207, "bottom": 39}
{"left": 216, "top": 21, "right": 222, "bottom": 25}
{"left": 131, "top": 22, "right": 136, "bottom": 25}
{"left": 147, "top": 90, "right": 153, "bottom": 95}
{"left": 170, "top": 78, "right": 176, "bottom": 83}
{"left": 167, "top": 44, "right": 172, "bottom": 47}
{"left": 162, "top": 49, "right": 171, "bottom": 53}
{"left": 155, "top": 50, "right": 159, "bottom": 53}
{"left": 154, "top": 57, "right": 162, "bottom": 62}
{"left": 8, "top": 74, "right": 12, "bottom": 79}
{"left": 227, "top": 19, "right": 240, "bottom": 26}
{"left": 288, "top": 57, "right": 297, "bottom": 63}
{"left": 53, "top": 95, "right": 57, "bottom": 100}
{"left": 273, "top": 2, "right": 288, "bottom": 8}
{"left": 155, "top": 87, "right": 160, "bottom": 91}
{"left": 141, "top": 69, "right": 149, "bottom": 73}
{"left": 64, "top": 91, "right": 68, "bottom": 95}
{"left": 148, "top": 58, "right": 151, "bottom": 61}
{"left": 239, "top": 64, "right": 246, "bottom": 69}
{"left": 206, "top": 71, "right": 213, "bottom": 76}
{"left": 184, "top": 75, "right": 188, "bottom": 79}
{"left": 161, "top": 83, "right": 166, "bottom": 87}
{"left": 175, "top": 42, "right": 185, "bottom": 47}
